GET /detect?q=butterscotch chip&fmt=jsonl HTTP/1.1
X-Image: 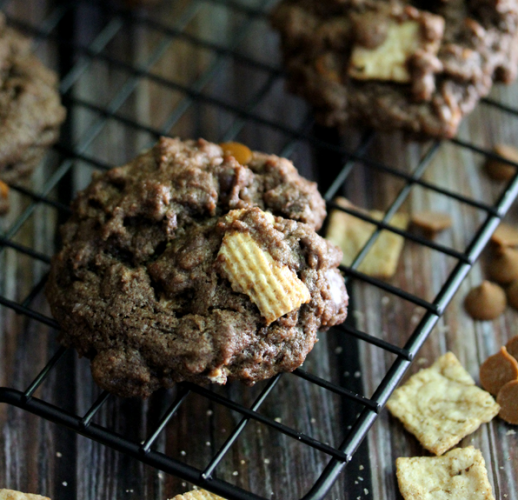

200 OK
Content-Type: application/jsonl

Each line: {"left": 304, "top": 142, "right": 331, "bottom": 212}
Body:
{"left": 491, "top": 222, "right": 518, "bottom": 248}
{"left": 0, "top": 179, "right": 9, "bottom": 215}
{"left": 479, "top": 346, "right": 518, "bottom": 396}
{"left": 487, "top": 246, "right": 518, "bottom": 284}
{"left": 497, "top": 380, "right": 518, "bottom": 425}
{"left": 411, "top": 210, "right": 452, "bottom": 235}
{"left": 396, "top": 446, "right": 495, "bottom": 500}
{"left": 506, "top": 280, "right": 518, "bottom": 312}
{"left": 485, "top": 144, "right": 518, "bottom": 181}
{"left": 218, "top": 225, "right": 311, "bottom": 325}
{"left": 326, "top": 197, "right": 409, "bottom": 279}
{"left": 386, "top": 352, "right": 500, "bottom": 455}
{"left": 170, "top": 489, "right": 225, "bottom": 500}
{"left": 0, "top": 490, "right": 50, "bottom": 500}
{"left": 506, "top": 335, "right": 518, "bottom": 361}
{"left": 219, "top": 141, "right": 253, "bottom": 165}
{"left": 464, "top": 281, "right": 506, "bottom": 320}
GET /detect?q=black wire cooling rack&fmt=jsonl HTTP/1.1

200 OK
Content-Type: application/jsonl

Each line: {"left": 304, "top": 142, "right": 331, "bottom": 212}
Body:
{"left": 2, "top": 1, "right": 518, "bottom": 499}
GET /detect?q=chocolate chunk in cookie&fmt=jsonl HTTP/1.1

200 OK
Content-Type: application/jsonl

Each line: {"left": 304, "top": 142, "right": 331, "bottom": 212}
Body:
{"left": 46, "top": 137, "right": 348, "bottom": 398}
{"left": 271, "top": 1, "right": 518, "bottom": 138}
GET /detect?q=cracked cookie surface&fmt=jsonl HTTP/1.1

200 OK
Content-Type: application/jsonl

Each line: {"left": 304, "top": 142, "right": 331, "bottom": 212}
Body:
{"left": 46, "top": 137, "right": 348, "bottom": 398}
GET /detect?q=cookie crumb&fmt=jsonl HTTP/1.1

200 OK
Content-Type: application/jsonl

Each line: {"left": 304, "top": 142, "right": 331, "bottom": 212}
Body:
{"left": 274, "top": 417, "right": 282, "bottom": 423}
{"left": 506, "top": 429, "right": 516, "bottom": 435}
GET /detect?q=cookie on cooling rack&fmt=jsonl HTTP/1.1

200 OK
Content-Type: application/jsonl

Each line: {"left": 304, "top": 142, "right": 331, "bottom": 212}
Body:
{"left": 270, "top": 0, "right": 518, "bottom": 138}
{"left": 46, "top": 137, "right": 348, "bottom": 398}
{"left": 0, "top": 13, "right": 65, "bottom": 182}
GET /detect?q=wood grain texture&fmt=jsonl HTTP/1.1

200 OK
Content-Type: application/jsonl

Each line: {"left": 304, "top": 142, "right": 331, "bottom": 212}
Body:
{"left": 1, "top": 1, "right": 518, "bottom": 500}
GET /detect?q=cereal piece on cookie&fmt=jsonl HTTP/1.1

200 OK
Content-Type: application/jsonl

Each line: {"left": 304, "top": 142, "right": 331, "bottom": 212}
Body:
{"left": 218, "top": 210, "right": 311, "bottom": 325}
{"left": 326, "top": 197, "right": 408, "bottom": 279}
{"left": 170, "top": 489, "right": 225, "bottom": 500}
{"left": 386, "top": 352, "right": 499, "bottom": 455}
{"left": 349, "top": 7, "right": 444, "bottom": 86}
{"left": 396, "top": 446, "right": 495, "bottom": 500}
{"left": 0, "top": 490, "right": 50, "bottom": 500}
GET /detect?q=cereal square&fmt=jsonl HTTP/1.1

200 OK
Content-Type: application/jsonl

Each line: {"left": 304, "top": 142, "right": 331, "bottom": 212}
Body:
{"left": 325, "top": 197, "right": 408, "bottom": 279}
{"left": 386, "top": 352, "right": 499, "bottom": 455}
{"left": 170, "top": 489, "right": 225, "bottom": 500}
{"left": 0, "top": 490, "right": 50, "bottom": 500}
{"left": 396, "top": 446, "right": 495, "bottom": 500}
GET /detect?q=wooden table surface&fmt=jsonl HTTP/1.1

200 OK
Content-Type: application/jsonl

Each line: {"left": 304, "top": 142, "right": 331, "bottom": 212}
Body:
{"left": 1, "top": 1, "right": 517, "bottom": 499}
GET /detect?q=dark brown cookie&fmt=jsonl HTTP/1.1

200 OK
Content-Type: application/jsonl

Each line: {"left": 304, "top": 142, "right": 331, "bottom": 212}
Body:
{"left": 0, "top": 14, "right": 65, "bottom": 182}
{"left": 46, "top": 137, "right": 348, "bottom": 398}
{"left": 270, "top": 0, "right": 518, "bottom": 138}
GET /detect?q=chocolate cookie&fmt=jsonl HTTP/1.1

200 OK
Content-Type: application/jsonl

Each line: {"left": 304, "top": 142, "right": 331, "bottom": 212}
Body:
{"left": 46, "top": 137, "right": 348, "bottom": 398}
{"left": 0, "top": 13, "right": 65, "bottom": 182}
{"left": 271, "top": 0, "right": 518, "bottom": 138}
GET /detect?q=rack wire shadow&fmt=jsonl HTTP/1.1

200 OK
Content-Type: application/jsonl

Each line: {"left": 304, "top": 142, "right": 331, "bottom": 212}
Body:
{"left": 1, "top": 1, "right": 518, "bottom": 499}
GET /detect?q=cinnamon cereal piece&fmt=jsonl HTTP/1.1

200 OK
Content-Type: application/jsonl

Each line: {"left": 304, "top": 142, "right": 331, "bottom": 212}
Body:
{"left": 497, "top": 380, "right": 518, "bottom": 425}
{"left": 396, "top": 446, "right": 495, "bottom": 500}
{"left": 386, "top": 352, "right": 499, "bottom": 455}
{"left": 0, "top": 490, "right": 50, "bottom": 500}
{"left": 218, "top": 220, "right": 311, "bottom": 325}
{"left": 479, "top": 346, "right": 518, "bottom": 396}
{"left": 485, "top": 144, "right": 518, "bottom": 181}
{"left": 170, "top": 489, "right": 225, "bottom": 500}
{"left": 491, "top": 222, "right": 518, "bottom": 248}
{"left": 326, "top": 197, "right": 408, "bottom": 279}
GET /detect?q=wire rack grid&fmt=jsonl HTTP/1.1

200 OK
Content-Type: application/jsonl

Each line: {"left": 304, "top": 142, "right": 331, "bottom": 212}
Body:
{"left": 1, "top": 1, "right": 518, "bottom": 499}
